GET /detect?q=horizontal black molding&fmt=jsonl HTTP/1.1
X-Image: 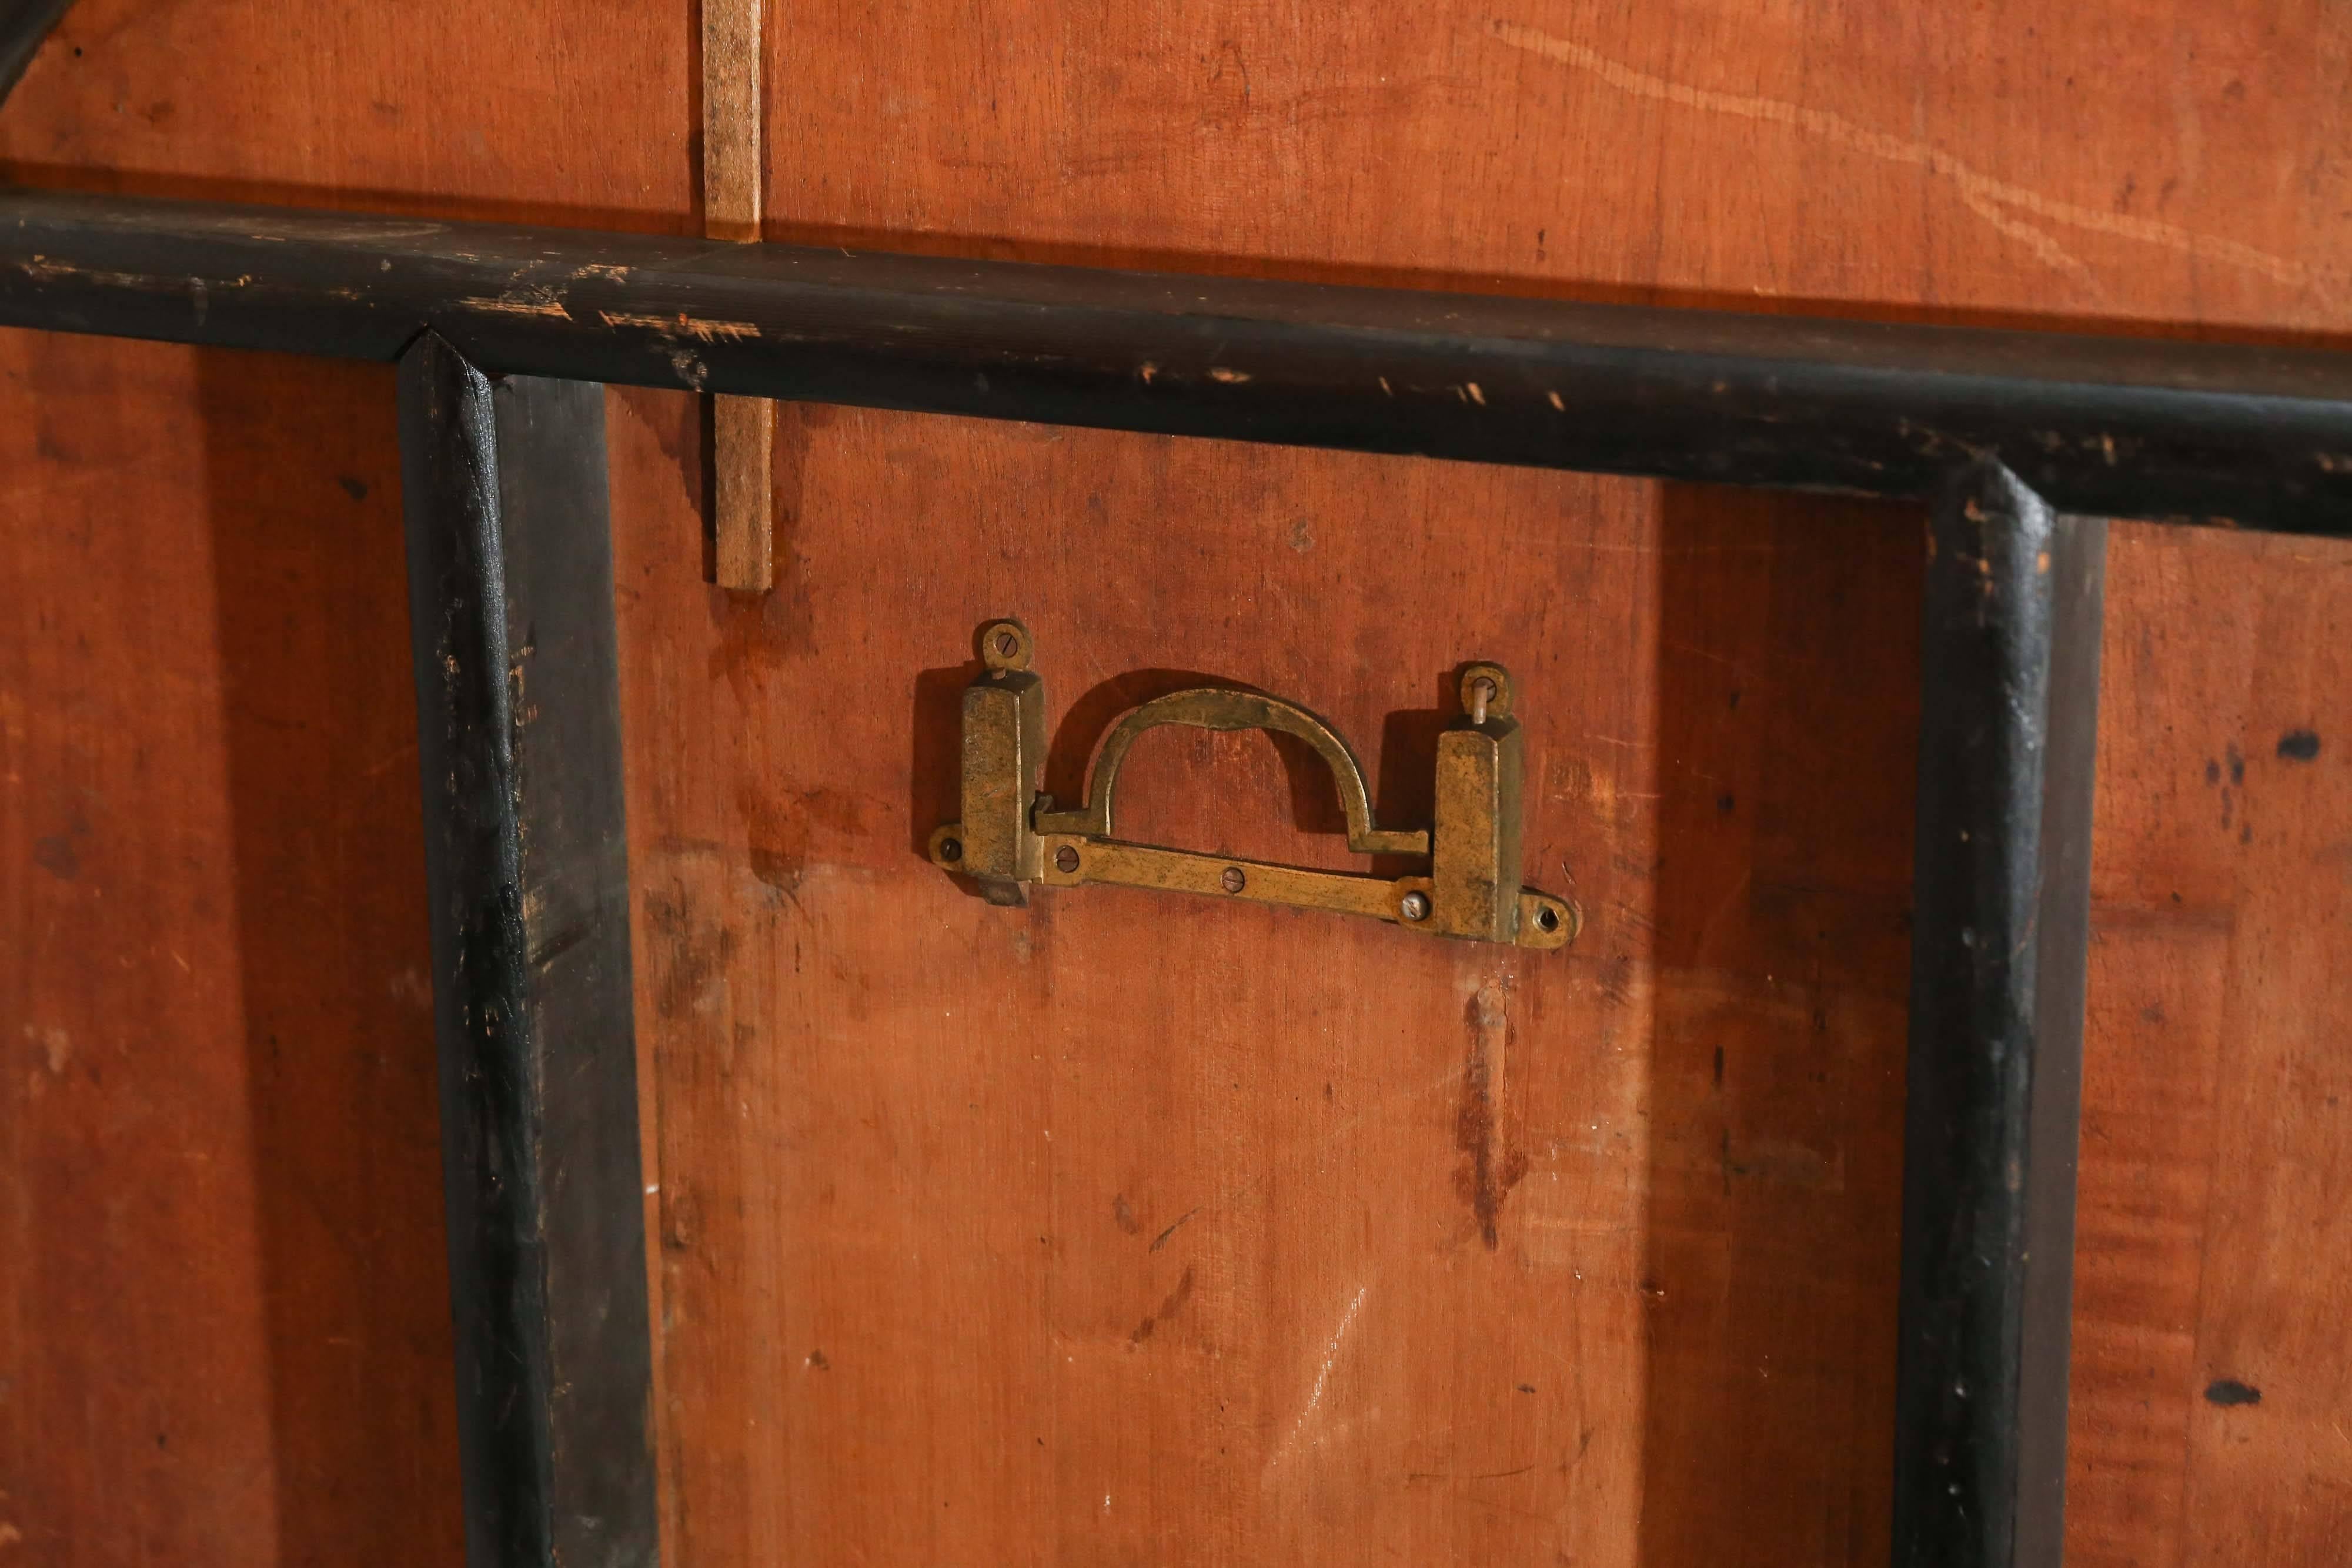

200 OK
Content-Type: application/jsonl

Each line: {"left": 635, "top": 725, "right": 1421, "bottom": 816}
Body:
{"left": 7, "top": 188, "right": 2352, "bottom": 530}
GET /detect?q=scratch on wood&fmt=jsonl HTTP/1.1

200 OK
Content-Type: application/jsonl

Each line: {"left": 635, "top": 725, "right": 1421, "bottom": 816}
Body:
{"left": 1487, "top": 19, "right": 2341, "bottom": 300}
{"left": 1265, "top": 1283, "right": 1369, "bottom": 1476}
{"left": 599, "top": 310, "right": 761, "bottom": 342}
{"left": 460, "top": 295, "right": 572, "bottom": 319}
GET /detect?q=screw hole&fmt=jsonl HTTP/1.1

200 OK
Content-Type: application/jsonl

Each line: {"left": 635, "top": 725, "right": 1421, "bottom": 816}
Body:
{"left": 1535, "top": 905, "right": 1561, "bottom": 933}
{"left": 938, "top": 837, "right": 963, "bottom": 863}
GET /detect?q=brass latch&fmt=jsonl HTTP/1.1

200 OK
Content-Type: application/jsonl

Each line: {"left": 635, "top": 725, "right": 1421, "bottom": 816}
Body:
{"left": 928, "top": 620, "right": 1579, "bottom": 950}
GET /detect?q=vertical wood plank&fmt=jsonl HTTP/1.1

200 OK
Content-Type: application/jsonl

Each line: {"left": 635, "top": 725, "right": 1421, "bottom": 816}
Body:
{"left": 704, "top": 0, "right": 773, "bottom": 591}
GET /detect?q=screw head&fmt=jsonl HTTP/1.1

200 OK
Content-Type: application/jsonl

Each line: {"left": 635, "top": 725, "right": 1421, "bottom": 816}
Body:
{"left": 1221, "top": 866, "right": 1247, "bottom": 894}
{"left": 938, "top": 837, "right": 963, "bottom": 864}
{"left": 1054, "top": 845, "right": 1081, "bottom": 873}
{"left": 1399, "top": 890, "right": 1431, "bottom": 921}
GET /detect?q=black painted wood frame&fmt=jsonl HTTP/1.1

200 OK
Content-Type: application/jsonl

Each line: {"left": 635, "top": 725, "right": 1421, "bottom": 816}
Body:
{"left": 9, "top": 188, "right": 2347, "bottom": 1568}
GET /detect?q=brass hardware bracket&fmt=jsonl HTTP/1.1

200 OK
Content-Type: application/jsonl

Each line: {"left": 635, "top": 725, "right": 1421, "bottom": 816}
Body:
{"left": 929, "top": 620, "right": 1579, "bottom": 950}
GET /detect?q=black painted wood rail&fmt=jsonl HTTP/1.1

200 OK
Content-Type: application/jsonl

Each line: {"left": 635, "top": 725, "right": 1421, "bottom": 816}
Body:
{"left": 8, "top": 185, "right": 2347, "bottom": 1568}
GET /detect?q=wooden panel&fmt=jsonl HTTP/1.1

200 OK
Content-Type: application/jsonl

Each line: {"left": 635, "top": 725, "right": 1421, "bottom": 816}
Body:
{"left": 1, "top": 2, "right": 2350, "bottom": 1566}
{"left": 0, "top": 334, "right": 457, "bottom": 1563}
{"left": 617, "top": 418, "right": 1920, "bottom": 1566}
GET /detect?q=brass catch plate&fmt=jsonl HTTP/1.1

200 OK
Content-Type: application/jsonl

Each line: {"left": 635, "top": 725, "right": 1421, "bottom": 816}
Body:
{"left": 930, "top": 620, "right": 1579, "bottom": 950}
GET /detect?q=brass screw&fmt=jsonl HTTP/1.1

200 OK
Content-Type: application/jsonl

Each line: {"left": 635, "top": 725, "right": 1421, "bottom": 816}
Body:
{"left": 1399, "top": 890, "right": 1431, "bottom": 921}
{"left": 1054, "top": 845, "right": 1081, "bottom": 873}
{"left": 1221, "top": 866, "right": 1247, "bottom": 894}
{"left": 938, "top": 837, "right": 963, "bottom": 863}
{"left": 995, "top": 629, "right": 1019, "bottom": 657}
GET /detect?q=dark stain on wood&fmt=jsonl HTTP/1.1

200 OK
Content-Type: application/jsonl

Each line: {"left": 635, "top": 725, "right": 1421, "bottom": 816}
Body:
{"left": 1129, "top": 1266, "right": 1195, "bottom": 1345}
{"left": 1455, "top": 982, "right": 1528, "bottom": 1251}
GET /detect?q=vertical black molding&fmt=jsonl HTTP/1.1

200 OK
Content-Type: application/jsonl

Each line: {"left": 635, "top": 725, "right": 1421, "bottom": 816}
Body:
{"left": 1896, "top": 459, "right": 2106, "bottom": 1568}
{"left": 401, "top": 332, "right": 657, "bottom": 1568}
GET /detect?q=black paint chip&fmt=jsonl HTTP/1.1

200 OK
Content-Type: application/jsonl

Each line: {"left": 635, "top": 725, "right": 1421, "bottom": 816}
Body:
{"left": 2278, "top": 730, "right": 2321, "bottom": 761}
{"left": 2204, "top": 1378, "right": 2261, "bottom": 1407}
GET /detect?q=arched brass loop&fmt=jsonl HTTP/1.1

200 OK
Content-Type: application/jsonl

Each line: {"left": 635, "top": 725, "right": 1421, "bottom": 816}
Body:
{"left": 1031, "top": 687, "right": 1429, "bottom": 857}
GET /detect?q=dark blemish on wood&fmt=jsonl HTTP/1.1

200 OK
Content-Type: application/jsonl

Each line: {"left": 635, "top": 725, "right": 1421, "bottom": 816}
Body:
{"left": 1111, "top": 1194, "right": 1141, "bottom": 1235}
{"left": 1516, "top": 1383, "right": 1536, "bottom": 1393}
{"left": 32, "top": 833, "right": 78, "bottom": 880}
{"left": 1129, "top": 1266, "right": 1195, "bottom": 1345}
{"left": 2142, "top": 1002, "right": 2166, "bottom": 1025}
{"left": 2205, "top": 758, "right": 2221, "bottom": 785}
{"left": 2241, "top": 821, "right": 2252, "bottom": 844}
{"left": 1716, "top": 793, "right": 1735, "bottom": 814}
{"left": 737, "top": 783, "right": 865, "bottom": 898}
{"left": 1712, "top": 1046, "right": 1724, "bottom": 1087}
{"left": 2278, "top": 729, "right": 2321, "bottom": 761}
{"left": 642, "top": 885, "right": 739, "bottom": 1022}
{"left": 2227, "top": 742, "right": 2245, "bottom": 784}
{"left": 2204, "top": 1378, "right": 2260, "bottom": 1406}
{"left": 660, "top": 1185, "right": 699, "bottom": 1252}
{"left": 807, "top": 1349, "right": 830, "bottom": 1370}
{"left": 1405, "top": 1463, "right": 1535, "bottom": 1483}
{"left": 1148, "top": 1206, "right": 1200, "bottom": 1252}
{"left": 1323, "top": 1081, "right": 1334, "bottom": 1103}
{"left": 1455, "top": 984, "right": 1526, "bottom": 1250}
{"left": 1728, "top": 688, "right": 1740, "bottom": 710}
{"left": 337, "top": 474, "right": 369, "bottom": 500}
{"left": 2220, "top": 788, "right": 2233, "bottom": 829}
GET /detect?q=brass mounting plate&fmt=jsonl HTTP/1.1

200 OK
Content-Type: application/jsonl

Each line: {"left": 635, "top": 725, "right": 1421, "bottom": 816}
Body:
{"left": 931, "top": 620, "right": 1579, "bottom": 950}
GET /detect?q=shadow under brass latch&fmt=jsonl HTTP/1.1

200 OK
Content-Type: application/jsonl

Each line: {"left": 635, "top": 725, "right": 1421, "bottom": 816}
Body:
{"left": 928, "top": 619, "right": 1579, "bottom": 950}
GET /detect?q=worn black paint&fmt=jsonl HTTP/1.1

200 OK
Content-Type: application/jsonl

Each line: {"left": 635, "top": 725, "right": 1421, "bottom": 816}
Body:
{"left": 5, "top": 190, "right": 2352, "bottom": 531}
{"left": 1897, "top": 461, "right": 2104, "bottom": 1568}
{"left": 2278, "top": 729, "right": 2321, "bottom": 761}
{"left": 401, "top": 333, "right": 656, "bottom": 1568}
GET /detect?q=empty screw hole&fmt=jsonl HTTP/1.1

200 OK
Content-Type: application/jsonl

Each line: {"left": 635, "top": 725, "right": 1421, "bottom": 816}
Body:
{"left": 938, "top": 837, "right": 963, "bottom": 863}
{"left": 1535, "top": 905, "right": 1561, "bottom": 934}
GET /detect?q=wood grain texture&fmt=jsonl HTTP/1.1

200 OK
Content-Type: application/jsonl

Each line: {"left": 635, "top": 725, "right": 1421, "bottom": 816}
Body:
{"left": 0, "top": 333, "right": 459, "bottom": 1563}
{"left": 704, "top": 0, "right": 776, "bottom": 590}
{"left": 2, "top": 1, "right": 2351, "bottom": 1565}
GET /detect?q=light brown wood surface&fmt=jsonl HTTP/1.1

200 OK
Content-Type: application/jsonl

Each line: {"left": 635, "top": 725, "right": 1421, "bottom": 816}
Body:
{"left": 704, "top": 0, "right": 776, "bottom": 590}
{"left": 4, "top": 3, "right": 2351, "bottom": 1565}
